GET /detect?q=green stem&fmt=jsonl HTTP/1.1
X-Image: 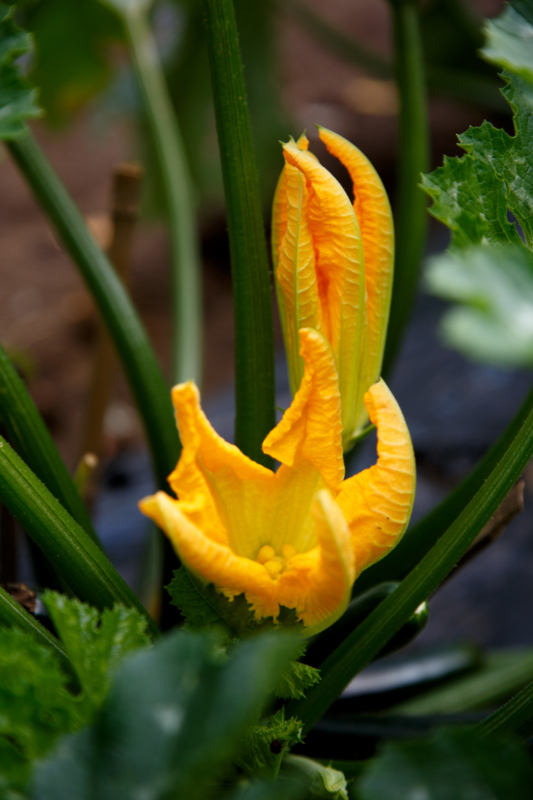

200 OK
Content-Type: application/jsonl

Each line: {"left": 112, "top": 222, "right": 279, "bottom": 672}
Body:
{"left": 382, "top": 0, "right": 429, "bottom": 376}
{"left": 477, "top": 679, "right": 533, "bottom": 742}
{"left": 355, "top": 382, "right": 533, "bottom": 595}
{"left": 0, "top": 435, "right": 159, "bottom": 638}
{"left": 123, "top": 4, "right": 202, "bottom": 387}
{"left": 0, "top": 584, "right": 72, "bottom": 674}
{"left": 287, "top": 388, "right": 533, "bottom": 732}
{"left": 7, "top": 132, "right": 179, "bottom": 489}
{"left": 0, "top": 342, "right": 100, "bottom": 547}
{"left": 202, "top": 0, "right": 275, "bottom": 467}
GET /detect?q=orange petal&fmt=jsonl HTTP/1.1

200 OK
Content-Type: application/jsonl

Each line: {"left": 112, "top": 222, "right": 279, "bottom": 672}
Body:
{"left": 140, "top": 491, "right": 279, "bottom": 620}
{"left": 272, "top": 133, "right": 310, "bottom": 274}
{"left": 277, "top": 489, "right": 355, "bottom": 635}
{"left": 168, "top": 381, "right": 273, "bottom": 553}
{"left": 263, "top": 328, "right": 344, "bottom": 493}
{"left": 318, "top": 127, "right": 394, "bottom": 408}
{"left": 336, "top": 379, "right": 415, "bottom": 574}
{"left": 276, "top": 159, "right": 321, "bottom": 394}
{"left": 282, "top": 141, "right": 365, "bottom": 446}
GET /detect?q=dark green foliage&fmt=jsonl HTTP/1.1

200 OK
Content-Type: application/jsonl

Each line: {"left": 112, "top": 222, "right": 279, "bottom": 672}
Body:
{"left": 0, "top": 627, "right": 77, "bottom": 789}
{"left": 0, "top": 2, "right": 41, "bottom": 138}
{"left": 22, "top": 0, "right": 122, "bottom": 126}
{"left": 234, "top": 710, "right": 302, "bottom": 779}
{"left": 43, "top": 592, "right": 150, "bottom": 717}
{"left": 357, "top": 728, "right": 533, "bottom": 800}
{"left": 32, "top": 630, "right": 299, "bottom": 799}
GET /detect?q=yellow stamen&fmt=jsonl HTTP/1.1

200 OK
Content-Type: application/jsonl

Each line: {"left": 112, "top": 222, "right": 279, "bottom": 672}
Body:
{"left": 282, "top": 544, "right": 298, "bottom": 560}
{"left": 264, "top": 559, "right": 283, "bottom": 577}
{"left": 257, "top": 545, "right": 276, "bottom": 564}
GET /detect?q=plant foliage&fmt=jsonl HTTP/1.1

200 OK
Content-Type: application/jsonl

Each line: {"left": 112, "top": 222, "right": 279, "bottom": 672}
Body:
{"left": 0, "top": 1, "right": 41, "bottom": 138}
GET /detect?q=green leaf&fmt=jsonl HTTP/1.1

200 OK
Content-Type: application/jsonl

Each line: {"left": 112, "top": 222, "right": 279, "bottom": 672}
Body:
{"left": 0, "top": 341, "right": 100, "bottom": 546}
{"left": 0, "top": 435, "right": 158, "bottom": 637}
{"left": 23, "top": 0, "right": 122, "bottom": 126}
{"left": 43, "top": 592, "right": 150, "bottom": 719}
{"left": 202, "top": 0, "right": 275, "bottom": 467}
{"left": 426, "top": 245, "right": 533, "bottom": 367}
{"left": 0, "top": 2, "right": 41, "bottom": 139}
{"left": 357, "top": 728, "right": 533, "bottom": 800}
{"left": 422, "top": 70, "right": 533, "bottom": 250}
{"left": 0, "top": 583, "right": 71, "bottom": 672}
{"left": 483, "top": 1, "right": 533, "bottom": 83}
{"left": 283, "top": 755, "right": 348, "bottom": 800}
{"left": 0, "top": 626, "right": 78, "bottom": 785}
{"left": 275, "top": 660, "right": 321, "bottom": 701}
{"left": 234, "top": 709, "right": 303, "bottom": 779}
{"left": 32, "top": 630, "right": 298, "bottom": 799}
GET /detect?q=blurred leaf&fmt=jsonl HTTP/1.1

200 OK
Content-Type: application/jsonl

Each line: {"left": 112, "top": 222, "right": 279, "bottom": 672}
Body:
{"left": 426, "top": 245, "right": 533, "bottom": 367}
{"left": 391, "top": 648, "right": 533, "bottom": 716}
{"left": 23, "top": 0, "right": 123, "bottom": 125}
{"left": 284, "top": 755, "right": 348, "bottom": 800}
{"left": 275, "top": 660, "right": 320, "bottom": 701}
{"left": 32, "top": 630, "right": 298, "bottom": 799}
{"left": 0, "top": 627, "right": 78, "bottom": 788}
{"left": 357, "top": 728, "right": 533, "bottom": 800}
{"left": 483, "top": 1, "right": 533, "bottom": 83}
{"left": 0, "top": 2, "right": 41, "bottom": 139}
{"left": 43, "top": 592, "right": 150, "bottom": 720}
{"left": 235, "top": 709, "right": 302, "bottom": 779}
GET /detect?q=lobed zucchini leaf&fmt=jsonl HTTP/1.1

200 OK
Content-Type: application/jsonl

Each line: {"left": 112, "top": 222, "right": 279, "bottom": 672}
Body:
{"left": 0, "top": 2, "right": 41, "bottom": 139}
{"left": 423, "top": 0, "right": 533, "bottom": 368}
{"left": 43, "top": 592, "right": 151, "bottom": 719}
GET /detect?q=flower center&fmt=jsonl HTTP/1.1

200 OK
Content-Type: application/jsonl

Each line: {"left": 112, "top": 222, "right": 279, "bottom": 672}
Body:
{"left": 256, "top": 544, "right": 298, "bottom": 580}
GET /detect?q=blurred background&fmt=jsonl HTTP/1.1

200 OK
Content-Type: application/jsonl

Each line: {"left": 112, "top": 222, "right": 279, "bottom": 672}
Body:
{"left": 6, "top": 0, "right": 533, "bottom": 656}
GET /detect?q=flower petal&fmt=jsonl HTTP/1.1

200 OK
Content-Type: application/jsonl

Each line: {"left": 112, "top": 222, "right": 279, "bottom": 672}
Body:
{"left": 168, "top": 381, "right": 273, "bottom": 552}
{"left": 281, "top": 140, "right": 365, "bottom": 446}
{"left": 336, "top": 379, "right": 416, "bottom": 574}
{"left": 139, "top": 491, "right": 279, "bottom": 620}
{"left": 277, "top": 489, "right": 355, "bottom": 635}
{"left": 263, "top": 328, "right": 344, "bottom": 492}
{"left": 318, "top": 127, "right": 394, "bottom": 409}
{"left": 276, "top": 159, "right": 321, "bottom": 395}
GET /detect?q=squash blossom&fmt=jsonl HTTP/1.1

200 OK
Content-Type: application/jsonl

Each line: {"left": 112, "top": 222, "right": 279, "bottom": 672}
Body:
{"left": 272, "top": 127, "right": 394, "bottom": 450}
{"left": 140, "top": 328, "right": 415, "bottom": 635}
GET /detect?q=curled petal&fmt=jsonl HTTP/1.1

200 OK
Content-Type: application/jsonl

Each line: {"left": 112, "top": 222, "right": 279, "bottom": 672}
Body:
{"left": 282, "top": 140, "right": 365, "bottom": 446}
{"left": 139, "top": 492, "right": 279, "bottom": 620}
{"left": 263, "top": 328, "right": 344, "bottom": 493}
{"left": 336, "top": 379, "right": 416, "bottom": 574}
{"left": 169, "top": 381, "right": 274, "bottom": 558}
{"left": 277, "top": 489, "right": 355, "bottom": 635}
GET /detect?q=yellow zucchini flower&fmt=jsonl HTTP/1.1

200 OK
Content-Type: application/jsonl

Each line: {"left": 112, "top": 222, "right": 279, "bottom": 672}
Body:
{"left": 140, "top": 328, "right": 415, "bottom": 636}
{"left": 272, "top": 127, "right": 394, "bottom": 450}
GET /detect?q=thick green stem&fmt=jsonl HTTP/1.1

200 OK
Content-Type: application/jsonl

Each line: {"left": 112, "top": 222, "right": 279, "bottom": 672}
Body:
{"left": 287, "top": 387, "right": 533, "bottom": 732}
{"left": 0, "top": 435, "right": 159, "bottom": 638}
{"left": 478, "top": 680, "right": 533, "bottom": 742}
{"left": 124, "top": 5, "right": 202, "bottom": 386}
{"left": 7, "top": 132, "right": 179, "bottom": 489}
{"left": 202, "top": 0, "right": 275, "bottom": 467}
{"left": 0, "top": 342, "right": 100, "bottom": 547}
{"left": 382, "top": 0, "right": 429, "bottom": 375}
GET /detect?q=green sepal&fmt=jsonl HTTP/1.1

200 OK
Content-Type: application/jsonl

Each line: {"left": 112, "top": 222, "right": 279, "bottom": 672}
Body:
{"left": 233, "top": 709, "right": 303, "bottom": 780}
{"left": 283, "top": 755, "right": 348, "bottom": 800}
